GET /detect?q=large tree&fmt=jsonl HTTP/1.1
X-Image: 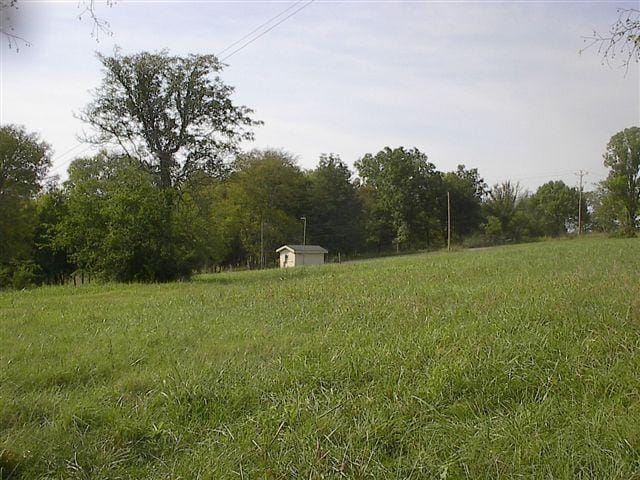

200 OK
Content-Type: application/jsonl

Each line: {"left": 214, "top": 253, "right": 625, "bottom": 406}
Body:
{"left": 355, "top": 147, "right": 445, "bottom": 250}
{"left": 212, "top": 150, "right": 308, "bottom": 268}
{"left": 443, "top": 165, "right": 487, "bottom": 238}
{"left": 527, "top": 180, "right": 581, "bottom": 237}
{"left": 0, "top": 125, "right": 51, "bottom": 285}
{"left": 80, "top": 49, "right": 260, "bottom": 190}
{"left": 58, "top": 152, "right": 210, "bottom": 281}
{"left": 602, "top": 127, "right": 640, "bottom": 234}
{"left": 32, "top": 187, "right": 75, "bottom": 284}
{"left": 589, "top": 183, "right": 626, "bottom": 233}
{"left": 306, "top": 154, "right": 362, "bottom": 254}
{"left": 483, "top": 181, "right": 529, "bottom": 242}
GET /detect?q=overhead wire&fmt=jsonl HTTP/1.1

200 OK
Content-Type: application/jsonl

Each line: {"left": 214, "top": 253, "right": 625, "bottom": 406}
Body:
{"left": 43, "top": 1, "right": 314, "bottom": 181}
{"left": 216, "top": 0, "right": 305, "bottom": 57}
{"left": 220, "top": 0, "right": 315, "bottom": 61}
{"left": 46, "top": 144, "right": 94, "bottom": 179}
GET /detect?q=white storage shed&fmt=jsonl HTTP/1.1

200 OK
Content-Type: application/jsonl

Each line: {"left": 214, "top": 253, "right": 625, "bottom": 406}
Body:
{"left": 276, "top": 245, "right": 328, "bottom": 268}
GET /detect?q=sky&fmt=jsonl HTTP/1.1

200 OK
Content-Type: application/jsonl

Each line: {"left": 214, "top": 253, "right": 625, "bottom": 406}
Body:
{"left": 1, "top": 0, "right": 639, "bottom": 192}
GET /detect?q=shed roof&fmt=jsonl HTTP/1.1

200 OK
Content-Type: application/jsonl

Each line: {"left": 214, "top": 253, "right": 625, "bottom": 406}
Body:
{"left": 276, "top": 245, "right": 328, "bottom": 254}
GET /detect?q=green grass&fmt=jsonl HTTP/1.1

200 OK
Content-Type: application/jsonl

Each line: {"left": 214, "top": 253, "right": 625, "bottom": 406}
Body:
{"left": 1, "top": 237, "right": 640, "bottom": 479}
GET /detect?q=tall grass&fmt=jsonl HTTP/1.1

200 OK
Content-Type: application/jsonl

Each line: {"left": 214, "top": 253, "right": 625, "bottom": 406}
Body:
{"left": 1, "top": 237, "right": 639, "bottom": 478}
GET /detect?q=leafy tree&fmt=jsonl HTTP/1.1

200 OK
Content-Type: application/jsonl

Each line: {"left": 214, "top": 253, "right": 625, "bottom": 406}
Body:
{"left": 0, "top": 125, "right": 51, "bottom": 287}
{"left": 357, "top": 183, "right": 395, "bottom": 252}
{"left": 33, "top": 187, "right": 75, "bottom": 284}
{"left": 589, "top": 183, "right": 626, "bottom": 233}
{"left": 59, "top": 152, "right": 206, "bottom": 281}
{"left": 77, "top": 49, "right": 259, "bottom": 280}
{"left": 80, "top": 49, "right": 260, "bottom": 189}
{"left": 306, "top": 154, "right": 362, "bottom": 254}
{"left": 212, "top": 150, "right": 308, "bottom": 268}
{"left": 355, "top": 147, "right": 445, "bottom": 250}
{"left": 443, "top": 165, "right": 487, "bottom": 238}
{"left": 483, "top": 181, "right": 526, "bottom": 241}
{"left": 602, "top": 127, "right": 640, "bottom": 235}
{"left": 527, "top": 180, "right": 581, "bottom": 236}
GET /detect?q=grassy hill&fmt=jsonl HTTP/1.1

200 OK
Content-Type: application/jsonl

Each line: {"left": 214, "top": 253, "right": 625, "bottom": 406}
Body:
{"left": 1, "top": 237, "right": 639, "bottom": 478}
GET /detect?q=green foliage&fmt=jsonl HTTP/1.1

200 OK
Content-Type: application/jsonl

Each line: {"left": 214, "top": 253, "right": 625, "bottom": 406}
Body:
{"left": 526, "top": 181, "right": 582, "bottom": 237}
{"left": 589, "top": 183, "right": 627, "bottom": 233}
{"left": 355, "top": 146, "right": 445, "bottom": 250}
{"left": 80, "top": 49, "right": 260, "bottom": 189}
{"left": 602, "top": 126, "right": 640, "bottom": 235}
{"left": 10, "top": 261, "right": 37, "bottom": 289}
{"left": 2, "top": 238, "right": 640, "bottom": 477}
{"left": 0, "top": 125, "right": 51, "bottom": 288}
{"left": 58, "top": 152, "right": 205, "bottom": 282}
{"left": 212, "top": 150, "right": 308, "bottom": 267}
{"left": 357, "top": 184, "right": 395, "bottom": 252}
{"left": 443, "top": 165, "right": 487, "bottom": 238}
{"left": 306, "top": 154, "right": 362, "bottom": 254}
{"left": 483, "top": 181, "right": 524, "bottom": 241}
{"left": 33, "top": 188, "right": 74, "bottom": 284}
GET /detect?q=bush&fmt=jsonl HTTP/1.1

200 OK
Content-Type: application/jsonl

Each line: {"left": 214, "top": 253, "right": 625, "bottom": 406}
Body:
{"left": 12, "top": 263, "right": 37, "bottom": 289}
{"left": 0, "top": 263, "right": 37, "bottom": 290}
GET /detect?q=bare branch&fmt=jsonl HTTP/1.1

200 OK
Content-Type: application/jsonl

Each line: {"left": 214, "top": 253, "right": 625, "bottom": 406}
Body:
{"left": 1, "top": 0, "right": 114, "bottom": 49}
{"left": 76, "top": 0, "right": 114, "bottom": 42}
{"left": 581, "top": 8, "right": 640, "bottom": 74}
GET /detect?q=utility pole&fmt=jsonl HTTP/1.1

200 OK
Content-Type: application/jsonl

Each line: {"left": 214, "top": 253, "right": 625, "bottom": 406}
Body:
{"left": 301, "top": 216, "right": 307, "bottom": 245}
{"left": 260, "top": 219, "right": 264, "bottom": 269}
{"left": 575, "top": 170, "right": 588, "bottom": 235}
{"left": 447, "top": 191, "right": 451, "bottom": 251}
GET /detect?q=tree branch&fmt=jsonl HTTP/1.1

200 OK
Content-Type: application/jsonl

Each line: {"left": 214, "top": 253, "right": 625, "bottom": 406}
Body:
{"left": 581, "top": 8, "right": 640, "bottom": 74}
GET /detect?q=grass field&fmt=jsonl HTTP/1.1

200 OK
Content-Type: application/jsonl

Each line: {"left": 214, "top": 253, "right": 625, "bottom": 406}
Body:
{"left": 1, "top": 237, "right": 640, "bottom": 479}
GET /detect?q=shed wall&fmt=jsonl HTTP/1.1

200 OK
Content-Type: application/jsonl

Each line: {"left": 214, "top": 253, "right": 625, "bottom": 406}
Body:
{"left": 296, "top": 252, "right": 324, "bottom": 266}
{"left": 278, "top": 251, "right": 325, "bottom": 268}
{"left": 280, "top": 251, "right": 295, "bottom": 268}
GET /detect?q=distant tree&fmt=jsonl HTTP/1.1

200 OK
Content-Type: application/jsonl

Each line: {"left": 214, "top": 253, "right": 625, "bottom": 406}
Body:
{"left": 357, "top": 183, "right": 395, "bottom": 252}
{"left": 355, "top": 147, "right": 445, "bottom": 250}
{"left": 589, "top": 183, "right": 626, "bottom": 233}
{"left": 32, "top": 187, "right": 75, "bottom": 284}
{"left": 80, "top": 49, "right": 260, "bottom": 190}
{"left": 213, "top": 150, "right": 308, "bottom": 267}
{"left": 58, "top": 152, "right": 208, "bottom": 281}
{"left": 77, "top": 50, "right": 259, "bottom": 280}
{"left": 306, "top": 154, "right": 362, "bottom": 254}
{"left": 443, "top": 165, "right": 487, "bottom": 238}
{"left": 527, "top": 180, "right": 581, "bottom": 236}
{"left": 483, "top": 181, "right": 527, "bottom": 241}
{"left": 602, "top": 127, "right": 640, "bottom": 235}
{"left": 582, "top": 8, "right": 640, "bottom": 71}
{"left": 0, "top": 125, "right": 51, "bottom": 286}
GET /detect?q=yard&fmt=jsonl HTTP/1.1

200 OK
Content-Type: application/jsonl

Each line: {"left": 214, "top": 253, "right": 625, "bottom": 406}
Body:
{"left": 1, "top": 236, "right": 639, "bottom": 478}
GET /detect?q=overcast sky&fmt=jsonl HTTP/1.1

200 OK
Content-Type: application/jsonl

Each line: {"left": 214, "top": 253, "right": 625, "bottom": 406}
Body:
{"left": 1, "top": 0, "right": 639, "bottom": 191}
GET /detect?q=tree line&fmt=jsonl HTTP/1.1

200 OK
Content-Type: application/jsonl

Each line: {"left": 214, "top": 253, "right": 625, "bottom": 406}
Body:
{"left": 1, "top": 50, "right": 638, "bottom": 288}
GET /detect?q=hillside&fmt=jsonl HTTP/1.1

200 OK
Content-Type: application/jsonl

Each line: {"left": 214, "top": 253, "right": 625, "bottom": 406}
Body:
{"left": 1, "top": 237, "right": 639, "bottom": 478}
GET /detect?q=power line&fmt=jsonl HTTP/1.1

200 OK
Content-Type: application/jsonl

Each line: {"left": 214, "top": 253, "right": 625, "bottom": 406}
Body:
{"left": 220, "top": 0, "right": 315, "bottom": 62}
{"left": 51, "top": 142, "right": 86, "bottom": 163}
{"left": 46, "top": 144, "right": 94, "bottom": 179}
{"left": 512, "top": 170, "right": 577, "bottom": 182}
{"left": 42, "top": 0, "right": 312, "bottom": 177}
{"left": 216, "top": 0, "right": 305, "bottom": 57}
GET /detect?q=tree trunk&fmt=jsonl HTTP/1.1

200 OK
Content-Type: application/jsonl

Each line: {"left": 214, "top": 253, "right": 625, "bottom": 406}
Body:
{"left": 158, "top": 152, "right": 173, "bottom": 190}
